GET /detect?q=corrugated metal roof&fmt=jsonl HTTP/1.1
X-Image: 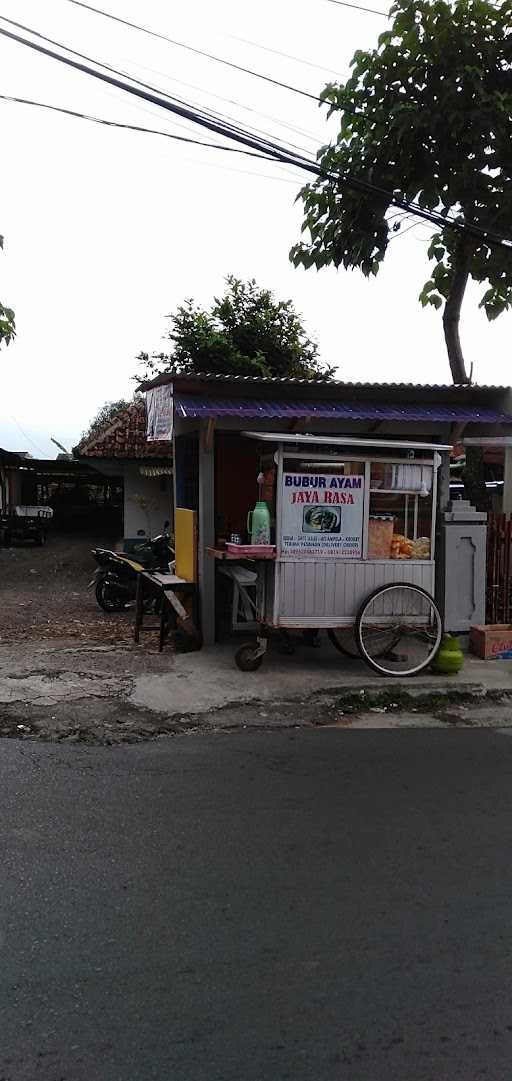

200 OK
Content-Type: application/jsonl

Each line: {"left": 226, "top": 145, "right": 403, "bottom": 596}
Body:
{"left": 142, "top": 369, "right": 510, "bottom": 393}
{"left": 174, "top": 395, "right": 512, "bottom": 424}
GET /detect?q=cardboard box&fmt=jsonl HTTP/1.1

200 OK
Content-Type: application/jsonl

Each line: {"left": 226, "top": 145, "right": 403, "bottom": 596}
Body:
{"left": 470, "top": 624, "right": 512, "bottom": 660}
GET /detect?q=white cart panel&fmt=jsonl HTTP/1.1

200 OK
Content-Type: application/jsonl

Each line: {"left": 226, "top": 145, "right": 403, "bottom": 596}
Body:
{"left": 261, "top": 559, "right": 435, "bottom": 628}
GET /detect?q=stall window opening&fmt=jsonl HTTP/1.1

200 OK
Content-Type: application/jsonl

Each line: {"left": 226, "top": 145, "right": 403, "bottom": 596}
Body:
{"left": 368, "top": 460, "right": 433, "bottom": 561}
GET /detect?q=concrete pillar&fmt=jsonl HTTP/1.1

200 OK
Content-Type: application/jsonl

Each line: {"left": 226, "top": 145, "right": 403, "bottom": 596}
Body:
{"left": 198, "top": 421, "right": 216, "bottom": 647}
{"left": 503, "top": 446, "right": 512, "bottom": 517}
{"left": 438, "top": 500, "right": 487, "bottom": 633}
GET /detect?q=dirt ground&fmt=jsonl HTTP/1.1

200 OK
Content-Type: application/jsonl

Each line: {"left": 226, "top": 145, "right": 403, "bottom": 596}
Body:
{"left": 0, "top": 528, "right": 137, "bottom": 643}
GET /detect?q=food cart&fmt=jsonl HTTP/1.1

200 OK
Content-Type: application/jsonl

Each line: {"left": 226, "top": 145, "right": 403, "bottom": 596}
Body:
{"left": 215, "top": 432, "right": 451, "bottom": 677}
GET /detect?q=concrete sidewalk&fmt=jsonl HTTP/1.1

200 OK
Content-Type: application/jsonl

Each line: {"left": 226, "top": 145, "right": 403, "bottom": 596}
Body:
{"left": 130, "top": 639, "right": 512, "bottom": 714}
{"left": 0, "top": 635, "right": 510, "bottom": 737}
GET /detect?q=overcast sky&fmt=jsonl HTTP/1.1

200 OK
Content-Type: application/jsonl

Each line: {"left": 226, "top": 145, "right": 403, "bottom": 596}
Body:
{"left": 0, "top": 0, "right": 510, "bottom": 458}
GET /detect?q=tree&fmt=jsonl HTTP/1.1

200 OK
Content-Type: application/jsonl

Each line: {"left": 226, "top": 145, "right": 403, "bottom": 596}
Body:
{"left": 136, "top": 275, "right": 334, "bottom": 382}
{"left": 290, "top": 0, "right": 512, "bottom": 385}
{"left": 79, "top": 398, "right": 132, "bottom": 446}
{"left": 0, "top": 302, "right": 15, "bottom": 347}
{"left": 0, "top": 235, "right": 15, "bottom": 347}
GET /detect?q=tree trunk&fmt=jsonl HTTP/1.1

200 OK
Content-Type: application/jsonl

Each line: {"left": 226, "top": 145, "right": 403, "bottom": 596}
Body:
{"left": 442, "top": 243, "right": 471, "bottom": 385}
{"left": 442, "top": 241, "right": 489, "bottom": 509}
{"left": 464, "top": 445, "right": 491, "bottom": 513}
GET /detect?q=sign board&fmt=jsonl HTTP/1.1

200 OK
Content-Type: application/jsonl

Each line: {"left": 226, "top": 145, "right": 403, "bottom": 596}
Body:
{"left": 146, "top": 385, "right": 173, "bottom": 441}
{"left": 281, "top": 472, "right": 364, "bottom": 558}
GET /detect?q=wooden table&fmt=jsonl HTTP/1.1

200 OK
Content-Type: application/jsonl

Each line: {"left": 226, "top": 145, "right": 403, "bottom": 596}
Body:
{"left": 134, "top": 571, "right": 198, "bottom": 652}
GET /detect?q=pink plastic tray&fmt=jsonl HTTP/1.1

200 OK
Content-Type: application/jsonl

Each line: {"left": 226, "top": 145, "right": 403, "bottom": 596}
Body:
{"left": 226, "top": 543, "right": 275, "bottom": 556}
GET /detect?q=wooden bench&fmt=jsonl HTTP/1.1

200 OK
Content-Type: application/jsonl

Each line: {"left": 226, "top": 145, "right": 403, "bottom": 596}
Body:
{"left": 134, "top": 571, "right": 199, "bottom": 652}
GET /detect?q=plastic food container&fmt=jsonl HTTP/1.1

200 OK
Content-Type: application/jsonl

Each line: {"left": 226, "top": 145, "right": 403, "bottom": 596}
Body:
{"left": 368, "top": 517, "right": 394, "bottom": 559}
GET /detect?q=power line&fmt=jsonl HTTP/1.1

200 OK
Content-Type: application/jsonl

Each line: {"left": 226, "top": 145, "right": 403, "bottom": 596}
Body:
{"left": 52, "top": 0, "right": 511, "bottom": 254}
{"left": 58, "top": 1, "right": 357, "bottom": 140}
{"left": 0, "top": 19, "right": 509, "bottom": 249}
{"left": 226, "top": 33, "right": 343, "bottom": 77}
{"left": 0, "top": 7, "right": 362, "bottom": 163}
{"left": 9, "top": 416, "right": 48, "bottom": 457}
{"left": 388, "top": 218, "right": 437, "bottom": 242}
{"left": 129, "top": 59, "right": 321, "bottom": 145}
{"left": 0, "top": 16, "right": 498, "bottom": 243}
{"left": 0, "top": 94, "right": 302, "bottom": 186}
{"left": 0, "top": 94, "right": 293, "bottom": 161}
{"left": 127, "top": 58, "right": 318, "bottom": 156}
{"left": 0, "top": 13, "right": 316, "bottom": 160}
{"left": 323, "top": 0, "right": 388, "bottom": 16}
{"left": 61, "top": 0, "right": 323, "bottom": 103}
{"left": 0, "top": 14, "right": 319, "bottom": 162}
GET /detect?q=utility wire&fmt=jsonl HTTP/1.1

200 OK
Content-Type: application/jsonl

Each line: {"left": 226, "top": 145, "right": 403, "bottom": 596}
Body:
{"left": 0, "top": 93, "right": 302, "bottom": 185}
{"left": 53, "top": 1, "right": 511, "bottom": 252}
{"left": 0, "top": 13, "right": 322, "bottom": 163}
{"left": 0, "top": 94, "right": 290, "bottom": 161}
{"left": 9, "top": 416, "right": 48, "bottom": 457}
{"left": 0, "top": 19, "right": 476, "bottom": 218}
{"left": 226, "top": 34, "right": 343, "bottom": 77}
{"left": 61, "top": 0, "right": 323, "bottom": 103}
{"left": 0, "top": 16, "right": 497, "bottom": 241}
{"left": 0, "top": 13, "right": 315, "bottom": 160}
{"left": 128, "top": 58, "right": 318, "bottom": 155}
{"left": 129, "top": 59, "right": 321, "bottom": 144}
{"left": 0, "top": 18, "right": 510, "bottom": 248}
{"left": 323, "top": 0, "right": 388, "bottom": 16}
{"left": 388, "top": 218, "right": 437, "bottom": 242}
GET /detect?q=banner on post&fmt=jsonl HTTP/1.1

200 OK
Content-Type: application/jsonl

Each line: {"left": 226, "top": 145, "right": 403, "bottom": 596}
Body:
{"left": 146, "top": 385, "right": 173, "bottom": 441}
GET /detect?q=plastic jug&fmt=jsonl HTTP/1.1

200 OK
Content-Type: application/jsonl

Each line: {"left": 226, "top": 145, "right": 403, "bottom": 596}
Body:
{"left": 247, "top": 501, "right": 271, "bottom": 544}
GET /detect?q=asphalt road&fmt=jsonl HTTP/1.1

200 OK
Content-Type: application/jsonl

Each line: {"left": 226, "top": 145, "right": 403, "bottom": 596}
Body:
{"left": 1, "top": 728, "right": 512, "bottom": 1081}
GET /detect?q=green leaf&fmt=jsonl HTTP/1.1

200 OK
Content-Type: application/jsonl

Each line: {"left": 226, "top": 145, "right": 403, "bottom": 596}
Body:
{"left": 419, "top": 281, "right": 436, "bottom": 305}
{"left": 428, "top": 295, "right": 443, "bottom": 311}
{"left": 295, "top": 0, "right": 512, "bottom": 380}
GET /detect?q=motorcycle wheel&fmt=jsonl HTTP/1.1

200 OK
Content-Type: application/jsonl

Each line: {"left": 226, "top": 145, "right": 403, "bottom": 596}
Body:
{"left": 95, "top": 578, "right": 129, "bottom": 612}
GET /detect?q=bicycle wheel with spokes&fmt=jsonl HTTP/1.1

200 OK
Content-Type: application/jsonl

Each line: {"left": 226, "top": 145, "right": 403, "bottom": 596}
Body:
{"left": 355, "top": 583, "right": 442, "bottom": 677}
{"left": 328, "top": 626, "right": 401, "bottom": 659}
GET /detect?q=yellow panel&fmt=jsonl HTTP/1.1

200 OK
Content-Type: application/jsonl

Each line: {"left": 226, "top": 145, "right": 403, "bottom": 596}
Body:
{"left": 175, "top": 508, "right": 197, "bottom": 582}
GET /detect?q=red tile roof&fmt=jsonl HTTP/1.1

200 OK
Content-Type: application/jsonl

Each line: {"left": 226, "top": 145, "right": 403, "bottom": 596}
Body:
{"left": 77, "top": 400, "right": 171, "bottom": 459}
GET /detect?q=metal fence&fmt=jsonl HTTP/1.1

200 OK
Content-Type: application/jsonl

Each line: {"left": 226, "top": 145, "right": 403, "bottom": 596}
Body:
{"left": 487, "top": 514, "right": 512, "bottom": 624}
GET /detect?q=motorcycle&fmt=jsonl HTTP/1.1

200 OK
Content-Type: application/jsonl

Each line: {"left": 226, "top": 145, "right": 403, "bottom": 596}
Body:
{"left": 90, "top": 529, "right": 174, "bottom": 612}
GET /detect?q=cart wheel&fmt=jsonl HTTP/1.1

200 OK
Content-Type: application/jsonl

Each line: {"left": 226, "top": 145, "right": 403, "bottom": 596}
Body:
{"left": 327, "top": 628, "right": 359, "bottom": 658}
{"left": 355, "top": 583, "right": 442, "bottom": 678}
{"left": 235, "top": 643, "right": 263, "bottom": 672}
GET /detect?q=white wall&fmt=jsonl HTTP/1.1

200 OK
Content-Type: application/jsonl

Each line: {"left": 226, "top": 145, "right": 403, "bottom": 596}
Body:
{"left": 123, "top": 464, "right": 172, "bottom": 539}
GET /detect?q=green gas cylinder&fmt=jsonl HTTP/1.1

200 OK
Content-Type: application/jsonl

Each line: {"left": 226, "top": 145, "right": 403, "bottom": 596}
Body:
{"left": 247, "top": 501, "right": 271, "bottom": 544}
{"left": 432, "top": 634, "right": 465, "bottom": 675}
